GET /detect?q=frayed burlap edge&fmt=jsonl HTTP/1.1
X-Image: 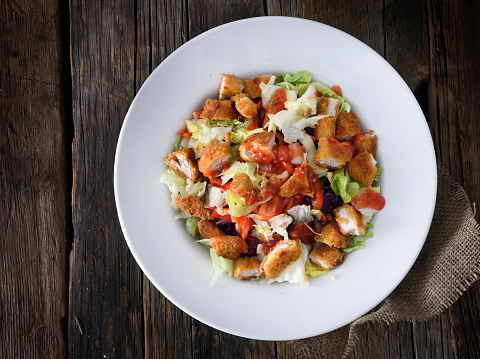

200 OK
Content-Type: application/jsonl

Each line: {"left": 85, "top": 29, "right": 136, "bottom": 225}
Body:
{"left": 290, "top": 163, "right": 480, "bottom": 359}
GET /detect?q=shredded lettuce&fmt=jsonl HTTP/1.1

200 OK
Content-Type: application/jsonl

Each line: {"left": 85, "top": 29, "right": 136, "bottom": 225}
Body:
{"left": 330, "top": 168, "right": 361, "bottom": 203}
{"left": 174, "top": 135, "right": 183, "bottom": 150}
{"left": 305, "top": 260, "right": 329, "bottom": 277}
{"left": 185, "top": 179, "right": 206, "bottom": 197}
{"left": 371, "top": 186, "right": 381, "bottom": 193}
{"left": 186, "top": 119, "right": 232, "bottom": 155}
{"left": 311, "top": 81, "right": 351, "bottom": 112}
{"left": 204, "top": 185, "right": 226, "bottom": 208}
{"left": 311, "top": 209, "right": 323, "bottom": 220}
{"left": 210, "top": 248, "right": 234, "bottom": 286}
{"left": 287, "top": 205, "right": 313, "bottom": 223}
{"left": 225, "top": 190, "right": 257, "bottom": 217}
{"left": 160, "top": 169, "right": 187, "bottom": 209}
{"left": 221, "top": 161, "right": 266, "bottom": 187}
{"left": 374, "top": 167, "right": 384, "bottom": 182}
{"left": 196, "top": 238, "right": 212, "bottom": 246}
{"left": 185, "top": 216, "right": 201, "bottom": 237}
{"left": 343, "top": 232, "right": 374, "bottom": 253}
{"left": 275, "top": 70, "right": 312, "bottom": 86}
{"left": 230, "top": 127, "right": 264, "bottom": 144}
{"left": 269, "top": 214, "right": 293, "bottom": 241}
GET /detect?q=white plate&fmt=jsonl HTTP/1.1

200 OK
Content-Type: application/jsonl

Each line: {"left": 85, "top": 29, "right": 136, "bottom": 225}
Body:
{"left": 114, "top": 17, "right": 436, "bottom": 340}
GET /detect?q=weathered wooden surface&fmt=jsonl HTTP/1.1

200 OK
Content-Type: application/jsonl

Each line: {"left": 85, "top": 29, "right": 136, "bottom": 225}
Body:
{"left": 1, "top": 0, "right": 480, "bottom": 358}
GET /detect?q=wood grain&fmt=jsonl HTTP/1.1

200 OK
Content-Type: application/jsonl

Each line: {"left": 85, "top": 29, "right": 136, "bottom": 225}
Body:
{"left": 0, "top": 0, "right": 68, "bottom": 358}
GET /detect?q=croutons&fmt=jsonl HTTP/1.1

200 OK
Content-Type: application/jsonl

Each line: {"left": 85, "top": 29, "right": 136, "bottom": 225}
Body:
{"left": 309, "top": 243, "right": 345, "bottom": 270}
{"left": 164, "top": 147, "right": 202, "bottom": 182}
{"left": 198, "top": 219, "right": 225, "bottom": 239}
{"left": 314, "top": 137, "right": 354, "bottom": 169}
{"left": 200, "top": 99, "right": 239, "bottom": 120}
{"left": 198, "top": 140, "right": 231, "bottom": 178}
{"left": 210, "top": 235, "right": 248, "bottom": 260}
{"left": 230, "top": 173, "right": 254, "bottom": 197}
{"left": 314, "top": 116, "right": 337, "bottom": 139}
{"left": 279, "top": 163, "right": 315, "bottom": 197}
{"left": 231, "top": 93, "right": 258, "bottom": 119}
{"left": 336, "top": 112, "right": 360, "bottom": 141}
{"left": 242, "top": 75, "right": 273, "bottom": 99}
{"left": 175, "top": 195, "right": 213, "bottom": 220}
{"left": 239, "top": 132, "right": 276, "bottom": 165}
{"left": 261, "top": 240, "right": 302, "bottom": 279}
{"left": 219, "top": 74, "right": 243, "bottom": 100}
{"left": 334, "top": 204, "right": 365, "bottom": 236}
{"left": 318, "top": 97, "right": 339, "bottom": 118}
{"left": 315, "top": 222, "right": 347, "bottom": 248}
{"left": 346, "top": 151, "right": 377, "bottom": 187}
{"left": 353, "top": 132, "right": 377, "bottom": 156}
{"left": 350, "top": 188, "right": 385, "bottom": 217}
{"left": 234, "top": 257, "right": 263, "bottom": 280}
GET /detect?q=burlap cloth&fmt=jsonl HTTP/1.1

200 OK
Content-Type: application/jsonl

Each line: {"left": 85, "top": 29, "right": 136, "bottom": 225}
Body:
{"left": 291, "top": 163, "right": 480, "bottom": 358}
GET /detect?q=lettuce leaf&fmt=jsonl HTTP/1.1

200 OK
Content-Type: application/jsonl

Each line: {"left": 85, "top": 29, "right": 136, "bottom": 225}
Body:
{"left": 185, "top": 216, "right": 201, "bottom": 237}
{"left": 374, "top": 167, "right": 384, "bottom": 182}
{"left": 269, "top": 214, "right": 293, "bottom": 241}
{"left": 173, "top": 135, "right": 183, "bottom": 150}
{"left": 287, "top": 205, "right": 313, "bottom": 223}
{"left": 186, "top": 119, "right": 232, "bottom": 155}
{"left": 160, "top": 169, "right": 187, "bottom": 209}
{"left": 330, "top": 168, "right": 361, "bottom": 203}
{"left": 343, "top": 231, "right": 374, "bottom": 253}
{"left": 311, "top": 209, "right": 323, "bottom": 220}
{"left": 275, "top": 70, "right": 312, "bottom": 86}
{"left": 221, "top": 161, "right": 267, "bottom": 187}
{"left": 210, "top": 248, "right": 234, "bottom": 286}
{"left": 311, "top": 81, "right": 350, "bottom": 112}
{"left": 305, "top": 262, "right": 329, "bottom": 277}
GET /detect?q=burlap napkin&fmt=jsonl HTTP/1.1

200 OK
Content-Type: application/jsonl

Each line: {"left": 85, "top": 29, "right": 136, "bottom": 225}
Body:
{"left": 291, "top": 163, "right": 480, "bottom": 359}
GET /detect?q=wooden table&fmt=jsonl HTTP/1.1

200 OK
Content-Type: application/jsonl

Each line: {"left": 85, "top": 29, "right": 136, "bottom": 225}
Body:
{"left": 2, "top": 1, "right": 479, "bottom": 358}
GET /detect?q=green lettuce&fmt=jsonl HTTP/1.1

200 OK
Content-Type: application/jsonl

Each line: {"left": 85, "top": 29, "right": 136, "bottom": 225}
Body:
{"left": 374, "top": 167, "right": 384, "bottom": 182}
{"left": 276, "top": 70, "right": 312, "bottom": 86}
{"left": 225, "top": 190, "right": 257, "bottom": 217}
{"left": 311, "top": 81, "right": 351, "bottom": 113}
{"left": 210, "top": 248, "right": 234, "bottom": 286}
{"left": 330, "top": 168, "right": 361, "bottom": 203}
{"left": 343, "top": 232, "right": 374, "bottom": 253}
{"left": 221, "top": 161, "right": 266, "bottom": 187}
{"left": 305, "top": 263, "right": 329, "bottom": 277}
{"left": 311, "top": 209, "right": 323, "bottom": 220}
{"left": 185, "top": 216, "right": 201, "bottom": 237}
{"left": 160, "top": 169, "right": 187, "bottom": 209}
{"left": 173, "top": 135, "right": 183, "bottom": 150}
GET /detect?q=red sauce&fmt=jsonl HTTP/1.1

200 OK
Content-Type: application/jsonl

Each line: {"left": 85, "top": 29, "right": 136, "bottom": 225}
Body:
{"left": 262, "top": 238, "right": 280, "bottom": 255}
{"left": 288, "top": 222, "right": 315, "bottom": 244}
{"left": 353, "top": 131, "right": 366, "bottom": 156}
{"left": 351, "top": 188, "right": 385, "bottom": 211}
{"left": 207, "top": 160, "right": 230, "bottom": 177}
{"left": 327, "top": 138, "right": 355, "bottom": 158}
{"left": 265, "top": 88, "right": 287, "bottom": 114}
{"left": 242, "top": 142, "right": 276, "bottom": 165}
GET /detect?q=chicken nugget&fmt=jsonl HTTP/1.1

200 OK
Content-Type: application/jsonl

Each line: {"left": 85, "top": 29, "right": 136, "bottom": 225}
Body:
{"left": 200, "top": 99, "right": 239, "bottom": 120}
{"left": 219, "top": 74, "right": 243, "bottom": 100}
{"left": 314, "top": 116, "right": 337, "bottom": 139}
{"left": 261, "top": 240, "right": 302, "bottom": 279}
{"left": 234, "top": 257, "right": 263, "bottom": 280}
{"left": 318, "top": 97, "right": 339, "bottom": 118}
{"left": 336, "top": 112, "right": 360, "bottom": 141}
{"left": 230, "top": 173, "right": 254, "bottom": 196}
{"left": 353, "top": 132, "right": 377, "bottom": 156}
{"left": 198, "top": 219, "right": 225, "bottom": 239}
{"left": 346, "top": 151, "right": 377, "bottom": 187}
{"left": 232, "top": 93, "right": 258, "bottom": 119}
{"left": 314, "top": 137, "right": 354, "bottom": 169}
{"left": 198, "top": 140, "right": 231, "bottom": 178}
{"left": 333, "top": 204, "right": 365, "bottom": 236}
{"left": 242, "top": 75, "right": 273, "bottom": 99}
{"left": 239, "top": 132, "right": 276, "bottom": 165}
{"left": 164, "top": 147, "right": 202, "bottom": 182}
{"left": 211, "top": 235, "right": 248, "bottom": 260}
{"left": 279, "top": 163, "right": 316, "bottom": 197}
{"left": 315, "top": 221, "right": 347, "bottom": 248}
{"left": 175, "top": 195, "right": 213, "bottom": 220}
{"left": 309, "top": 243, "right": 345, "bottom": 270}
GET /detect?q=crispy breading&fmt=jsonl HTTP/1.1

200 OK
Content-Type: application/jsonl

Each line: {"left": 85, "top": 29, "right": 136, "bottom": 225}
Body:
{"left": 336, "top": 112, "right": 360, "bottom": 140}
{"left": 334, "top": 204, "right": 365, "bottom": 236}
{"left": 279, "top": 163, "right": 315, "bottom": 197}
{"left": 198, "top": 140, "right": 231, "bottom": 177}
{"left": 315, "top": 222, "right": 347, "bottom": 248}
{"left": 230, "top": 173, "right": 254, "bottom": 195}
{"left": 219, "top": 74, "right": 243, "bottom": 100}
{"left": 314, "top": 116, "right": 337, "bottom": 139}
{"left": 164, "top": 147, "right": 202, "bottom": 182}
{"left": 234, "top": 257, "right": 264, "bottom": 280}
{"left": 346, "top": 151, "right": 377, "bottom": 187}
{"left": 318, "top": 97, "right": 339, "bottom": 118}
{"left": 232, "top": 93, "right": 258, "bottom": 119}
{"left": 314, "top": 137, "right": 354, "bottom": 169}
{"left": 210, "top": 235, "right": 248, "bottom": 260}
{"left": 354, "top": 133, "right": 377, "bottom": 156}
{"left": 175, "top": 195, "right": 213, "bottom": 220}
{"left": 261, "top": 240, "right": 302, "bottom": 279}
{"left": 200, "top": 99, "right": 239, "bottom": 120}
{"left": 198, "top": 219, "right": 225, "bottom": 239}
{"left": 239, "top": 132, "right": 276, "bottom": 165}
{"left": 309, "top": 243, "right": 345, "bottom": 270}
{"left": 242, "top": 75, "right": 273, "bottom": 99}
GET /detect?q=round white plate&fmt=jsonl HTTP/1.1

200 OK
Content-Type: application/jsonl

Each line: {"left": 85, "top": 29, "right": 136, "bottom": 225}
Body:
{"left": 114, "top": 17, "right": 436, "bottom": 341}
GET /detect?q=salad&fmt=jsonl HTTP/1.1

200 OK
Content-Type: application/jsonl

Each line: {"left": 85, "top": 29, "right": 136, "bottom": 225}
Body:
{"left": 161, "top": 71, "right": 385, "bottom": 286}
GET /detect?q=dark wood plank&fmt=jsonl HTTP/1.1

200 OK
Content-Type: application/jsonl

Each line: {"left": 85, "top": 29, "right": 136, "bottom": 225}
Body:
{"left": 412, "top": 313, "right": 452, "bottom": 359}
{"left": 427, "top": 1, "right": 480, "bottom": 358}
{"left": 0, "top": 0, "right": 69, "bottom": 358}
{"left": 68, "top": 1, "right": 145, "bottom": 358}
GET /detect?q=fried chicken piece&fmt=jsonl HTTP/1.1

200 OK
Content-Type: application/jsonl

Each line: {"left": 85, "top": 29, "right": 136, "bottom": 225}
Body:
{"left": 346, "top": 151, "right": 377, "bottom": 187}
{"left": 353, "top": 131, "right": 377, "bottom": 156}
{"left": 308, "top": 243, "right": 345, "bottom": 270}
{"left": 210, "top": 235, "right": 248, "bottom": 260}
{"left": 239, "top": 132, "right": 276, "bottom": 165}
{"left": 164, "top": 147, "right": 202, "bottom": 182}
{"left": 314, "top": 137, "right": 354, "bottom": 169}
{"left": 198, "top": 219, "right": 225, "bottom": 239}
{"left": 318, "top": 97, "right": 339, "bottom": 119}
{"left": 234, "top": 257, "right": 264, "bottom": 280}
{"left": 261, "top": 240, "right": 302, "bottom": 279}
{"left": 198, "top": 140, "right": 231, "bottom": 177}
{"left": 242, "top": 75, "right": 274, "bottom": 99}
{"left": 351, "top": 188, "right": 385, "bottom": 217}
{"left": 219, "top": 74, "right": 243, "bottom": 100}
{"left": 336, "top": 112, "right": 361, "bottom": 141}
{"left": 230, "top": 173, "right": 254, "bottom": 197}
{"left": 314, "top": 116, "right": 337, "bottom": 139}
{"left": 334, "top": 204, "right": 365, "bottom": 236}
{"left": 200, "top": 99, "right": 239, "bottom": 120}
{"left": 175, "top": 195, "right": 213, "bottom": 220}
{"left": 315, "top": 221, "right": 347, "bottom": 248}
{"left": 279, "top": 163, "right": 316, "bottom": 197}
{"left": 231, "top": 93, "right": 257, "bottom": 119}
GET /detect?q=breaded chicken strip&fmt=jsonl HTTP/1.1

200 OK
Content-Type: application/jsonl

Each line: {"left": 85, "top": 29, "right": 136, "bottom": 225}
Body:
{"left": 314, "top": 116, "right": 337, "bottom": 139}
{"left": 351, "top": 188, "right": 385, "bottom": 217}
{"left": 200, "top": 99, "right": 239, "bottom": 120}
{"left": 309, "top": 243, "right": 345, "bottom": 270}
{"left": 175, "top": 195, "right": 214, "bottom": 220}
{"left": 314, "top": 137, "right": 354, "bottom": 169}
{"left": 318, "top": 97, "right": 339, "bottom": 119}
{"left": 261, "top": 240, "right": 302, "bottom": 279}
{"left": 211, "top": 235, "right": 248, "bottom": 260}
{"left": 315, "top": 221, "right": 347, "bottom": 248}
{"left": 336, "top": 112, "right": 360, "bottom": 141}
{"left": 353, "top": 132, "right": 377, "bottom": 157}
{"left": 239, "top": 132, "right": 276, "bottom": 165}
{"left": 334, "top": 204, "right": 365, "bottom": 236}
{"left": 198, "top": 219, "right": 225, "bottom": 239}
{"left": 230, "top": 173, "right": 254, "bottom": 197}
{"left": 219, "top": 74, "right": 243, "bottom": 100}
{"left": 231, "top": 93, "right": 258, "bottom": 119}
{"left": 234, "top": 257, "right": 264, "bottom": 280}
{"left": 198, "top": 140, "right": 231, "bottom": 178}
{"left": 346, "top": 151, "right": 377, "bottom": 187}
{"left": 242, "top": 75, "right": 274, "bottom": 99}
{"left": 279, "top": 163, "right": 316, "bottom": 197}
{"left": 164, "top": 147, "right": 202, "bottom": 182}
